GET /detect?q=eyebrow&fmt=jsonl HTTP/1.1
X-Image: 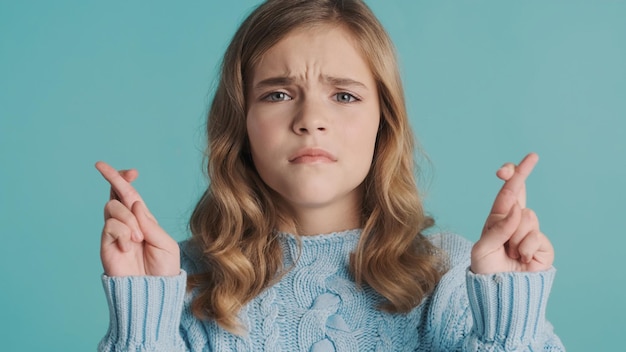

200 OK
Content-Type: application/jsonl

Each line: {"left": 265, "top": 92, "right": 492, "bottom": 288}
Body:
{"left": 323, "top": 76, "right": 368, "bottom": 90}
{"left": 252, "top": 75, "right": 368, "bottom": 91}
{"left": 253, "top": 76, "right": 294, "bottom": 90}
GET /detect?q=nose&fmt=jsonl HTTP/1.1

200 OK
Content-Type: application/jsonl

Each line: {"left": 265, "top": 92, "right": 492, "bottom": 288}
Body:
{"left": 292, "top": 96, "right": 328, "bottom": 135}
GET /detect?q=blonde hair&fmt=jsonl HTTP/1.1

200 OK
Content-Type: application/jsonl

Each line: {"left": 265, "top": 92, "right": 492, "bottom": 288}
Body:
{"left": 188, "top": 0, "right": 446, "bottom": 333}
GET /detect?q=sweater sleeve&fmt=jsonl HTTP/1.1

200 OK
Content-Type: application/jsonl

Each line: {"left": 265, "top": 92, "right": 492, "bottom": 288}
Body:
{"left": 425, "top": 233, "right": 564, "bottom": 351}
{"left": 97, "top": 272, "right": 189, "bottom": 352}
{"left": 463, "top": 268, "right": 564, "bottom": 351}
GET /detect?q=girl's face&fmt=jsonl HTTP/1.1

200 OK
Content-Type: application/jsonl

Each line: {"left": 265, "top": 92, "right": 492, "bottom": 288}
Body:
{"left": 246, "top": 25, "right": 380, "bottom": 233}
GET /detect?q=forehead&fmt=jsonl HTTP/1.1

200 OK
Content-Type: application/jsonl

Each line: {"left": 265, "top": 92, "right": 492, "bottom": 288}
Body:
{"left": 250, "top": 24, "right": 375, "bottom": 84}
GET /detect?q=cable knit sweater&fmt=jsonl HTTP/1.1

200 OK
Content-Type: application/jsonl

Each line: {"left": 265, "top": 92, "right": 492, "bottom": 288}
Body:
{"left": 98, "top": 231, "right": 564, "bottom": 351}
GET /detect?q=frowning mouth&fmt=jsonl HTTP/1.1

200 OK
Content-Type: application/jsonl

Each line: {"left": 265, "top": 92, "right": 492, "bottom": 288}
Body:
{"left": 288, "top": 148, "right": 337, "bottom": 163}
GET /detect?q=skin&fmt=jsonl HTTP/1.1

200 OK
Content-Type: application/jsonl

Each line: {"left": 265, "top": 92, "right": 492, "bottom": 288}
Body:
{"left": 95, "top": 162, "right": 179, "bottom": 276}
{"left": 246, "top": 25, "right": 380, "bottom": 235}
{"left": 471, "top": 153, "right": 554, "bottom": 274}
{"left": 95, "top": 26, "right": 554, "bottom": 277}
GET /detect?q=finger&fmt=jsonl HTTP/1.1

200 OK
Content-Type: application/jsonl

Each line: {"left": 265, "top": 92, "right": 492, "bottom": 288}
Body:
{"left": 95, "top": 161, "right": 144, "bottom": 208}
{"left": 490, "top": 153, "right": 538, "bottom": 216}
{"left": 102, "top": 217, "right": 133, "bottom": 252}
{"left": 477, "top": 202, "right": 522, "bottom": 250}
{"left": 518, "top": 183, "right": 527, "bottom": 209}
{"left": 104, "top": 200, "right": 144, "bottom": 242}
{"left": 496, "top": 162, "right": 528, "bottom": 208}
{"left": 119, "top": 169, "right": 139, "bottom": 183}
{"left": 109, "top": 169, "right": 139, "bottom": 201}
{"left": 516, "top": 229, "right": 545, "bottom": 264}
{"left": 521, "top": 232, "right": 555, "bottom": 271}
{"left": 132, "top": 201, "right": 173, "bottom": 249}
{"left": 506, "top": 208, "right": 539, "bottom": 259}
{"left": 496, "top": 163, "right": 515, "bottom": 181}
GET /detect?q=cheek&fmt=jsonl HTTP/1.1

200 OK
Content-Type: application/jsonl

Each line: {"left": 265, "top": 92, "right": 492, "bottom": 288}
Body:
{"left": 247, "top": 113, "right": 270, "bottom": 151}
{"left": 246, "top": 105, "right": 289, "bottom": 149}
{"left": 341, "top": 118, "right": 379, "bottom": 183}
{"left": 246, "top": 114, "right": 282, "bottom": 176}
{"left": 347, "top": 111, "right": 380, "bottom": 153}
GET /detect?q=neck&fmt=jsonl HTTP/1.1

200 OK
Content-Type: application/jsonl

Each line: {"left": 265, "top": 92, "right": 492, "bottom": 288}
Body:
{"left": 296, "top": 208, "right": 361, "bottom": 236}
{"left": 278, "top": 196, "right": 362, "bottom": 236}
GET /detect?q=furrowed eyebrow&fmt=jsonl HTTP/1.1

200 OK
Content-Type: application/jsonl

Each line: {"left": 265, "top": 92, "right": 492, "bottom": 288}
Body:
{"left": 323, "top": 75, "right": 368, "bottom": 90}
{"left": 252, "top": 75, "right": 368, "bottom": 91}
{"left": 253, "top": 76, "right": 294, "bottom": 91}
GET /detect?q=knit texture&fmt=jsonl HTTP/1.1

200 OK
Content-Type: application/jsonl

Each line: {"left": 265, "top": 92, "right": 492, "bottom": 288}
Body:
{"left": 98, "top": 231, "right": 564, "bottom": 351}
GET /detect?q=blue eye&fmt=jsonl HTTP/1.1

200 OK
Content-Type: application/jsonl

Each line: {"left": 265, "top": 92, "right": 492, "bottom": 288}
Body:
{"left": 334, "top": 92, "right": 358, "bottom": 103}
{"left": 263, "top": 92, "right": 292, "bottom": 102}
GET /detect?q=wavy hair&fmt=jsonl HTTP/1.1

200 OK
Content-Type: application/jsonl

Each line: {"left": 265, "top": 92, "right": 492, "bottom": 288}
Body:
{"left": 188, "top": 0, "right": 446, "bottom": 333}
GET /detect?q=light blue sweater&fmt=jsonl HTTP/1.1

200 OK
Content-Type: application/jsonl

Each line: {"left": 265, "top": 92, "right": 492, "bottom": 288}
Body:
{"left": 98, "top": 231, "right": 564, "bottom": 351}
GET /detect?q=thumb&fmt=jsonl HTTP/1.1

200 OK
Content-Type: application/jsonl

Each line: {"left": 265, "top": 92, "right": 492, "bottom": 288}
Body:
{"left": 479, "top": 202, "right": 522, "bottom": 249}
{"left": 131, "top": 201, "right": 171, "bottom": 248}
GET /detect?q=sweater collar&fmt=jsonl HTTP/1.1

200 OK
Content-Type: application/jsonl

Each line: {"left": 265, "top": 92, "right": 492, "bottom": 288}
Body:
{"left": 277, "top": 229, "right": 362, "bottom": 268}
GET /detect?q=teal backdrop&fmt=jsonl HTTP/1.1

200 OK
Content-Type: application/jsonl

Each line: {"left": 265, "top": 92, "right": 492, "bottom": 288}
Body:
{"left": 1, "top": 1, "right": 624, "bottom": 350}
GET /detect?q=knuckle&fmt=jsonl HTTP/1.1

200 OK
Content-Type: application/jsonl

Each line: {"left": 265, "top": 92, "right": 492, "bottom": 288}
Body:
{"left": 104, "top": 200, "right": 137, "bottom": 223}
{"left": 509, "top": 232, "right": 522, "bottom": 246}
{"left": 531, "top": 230, "right": 543, "bottom": 241}
{"left": 103, "top": 217, "right": 118, "bottom": 228}
{"left": 104, "top": 200, "right": 118, "bottom": 219}
{"left": 104, "top": 199, "right": 121, "bottom": 212}
{"left": 103, "top": 217, "right": 118, "bottom": 229}
{"left": 103, "top": 218, "right": 131, "bottom": 237}
{"left": 524, "top": 208, "right": 538, "bottom": 222}
{"left": 120, "top": 189, "right": 139, "bottom": 201}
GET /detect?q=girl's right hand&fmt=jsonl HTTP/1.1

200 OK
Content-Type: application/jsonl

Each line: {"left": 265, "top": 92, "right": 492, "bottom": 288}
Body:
{"left": 95, "top": 161, "right": 180, "bottom": 277}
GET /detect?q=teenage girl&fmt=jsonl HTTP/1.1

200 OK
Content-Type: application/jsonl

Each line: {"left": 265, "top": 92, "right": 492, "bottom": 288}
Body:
{"left": 96, "top": 1, "right": 564, "bottom": 350}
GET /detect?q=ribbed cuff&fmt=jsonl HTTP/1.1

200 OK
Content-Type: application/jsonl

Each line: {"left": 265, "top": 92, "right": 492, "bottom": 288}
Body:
{"left": 99, "top": 271, "right": 187, "bottom": 351}
{"left": 466, "top": 268, "right": 556, "bottom": 348}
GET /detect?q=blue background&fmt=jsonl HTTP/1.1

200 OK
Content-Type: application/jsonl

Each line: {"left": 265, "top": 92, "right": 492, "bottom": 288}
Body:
{"left": 1, "top": 1, "right": 624, "bottom": 350}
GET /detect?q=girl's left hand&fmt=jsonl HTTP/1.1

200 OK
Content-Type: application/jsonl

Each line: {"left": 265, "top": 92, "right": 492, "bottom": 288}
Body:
{"left": 471, "top": 153, "right": 555, "bottom": 274}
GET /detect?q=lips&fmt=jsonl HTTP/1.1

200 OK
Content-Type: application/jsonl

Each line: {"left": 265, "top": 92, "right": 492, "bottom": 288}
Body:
{"left": 288, "top": 147, "right": 337, "bottom": 163}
